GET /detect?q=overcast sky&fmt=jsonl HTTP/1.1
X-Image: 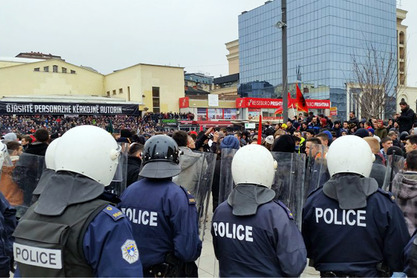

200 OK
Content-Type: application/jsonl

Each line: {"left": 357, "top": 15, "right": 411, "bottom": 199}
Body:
{"left": 1, "top": 0, "right": 416, "bottom": 86}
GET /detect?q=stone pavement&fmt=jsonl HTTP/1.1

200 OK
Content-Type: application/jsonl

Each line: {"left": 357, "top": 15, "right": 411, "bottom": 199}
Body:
{"left": 196, "top": 212, "right": 320, "bottom": 277}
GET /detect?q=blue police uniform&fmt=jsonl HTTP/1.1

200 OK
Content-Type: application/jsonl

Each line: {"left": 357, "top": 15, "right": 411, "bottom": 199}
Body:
{"left": 211, "top": 200, "right": 307, "bottom": 277}
{"left": 15, "top": 204, "right": 143, "bottom": 277}
{"left": 83, "top": 205, "right": 143, "bottom": 277}
{"left": 119, "top": 178, "right": 202, "bottom": 269}
{"left": 0, "top": 193, "right": 16, "bottom": 277}
{"left": 302, "top": 187, "right": 410, "bottom": 276}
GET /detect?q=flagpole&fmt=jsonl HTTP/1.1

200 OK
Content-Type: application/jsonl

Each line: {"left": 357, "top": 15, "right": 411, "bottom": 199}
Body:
{"left": 293, "top": 105, "right": 297, "bottom": 120}
{"left": 282, "top": 0, "right": 288, "bottom": 123}
{"left": 257, "top": 115, "right": 262, "bottom": 145}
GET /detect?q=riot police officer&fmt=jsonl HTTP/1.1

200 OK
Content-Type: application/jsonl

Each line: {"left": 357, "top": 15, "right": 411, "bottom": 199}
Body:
{"left": 119, "top": 135, "right": 202, "bottom": 277}
{"left": 13, "top": 125, "right": 143, "bottom": 277}
{"left": 211, "top": 144, "right": 307, "bottom": 277}
{"left": 302, "top": 135, "right": 410, "bottom": 277}
{"left": 0, "top": 142, "right": 17, "bottom": 277}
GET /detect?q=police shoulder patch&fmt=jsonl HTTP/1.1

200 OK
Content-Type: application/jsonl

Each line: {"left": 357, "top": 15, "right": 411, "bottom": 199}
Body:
{"left": 179, "top": 186, "right": 196, "bottom": 205}
{"left": 121, "top": 239, "right": 139, "bottom": 264}
{"left": 377, "top": 188, "right": 395, "bottom": 203}
{"left": 274, "top": 200, "right": 294, "bottom": 220}
{"left": 102, "top": 205, "right": 125, "bottom": 221}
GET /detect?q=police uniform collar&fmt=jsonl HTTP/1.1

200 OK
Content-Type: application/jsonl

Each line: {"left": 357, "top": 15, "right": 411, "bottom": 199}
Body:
{"left": 227, "top": 184, "right": 275, "bottom": 216}
{"left": 323, "top": 174, "right": 378, "bottom": 210}
{"left": 35, "top": 171, "right": 104, "bottom": 216}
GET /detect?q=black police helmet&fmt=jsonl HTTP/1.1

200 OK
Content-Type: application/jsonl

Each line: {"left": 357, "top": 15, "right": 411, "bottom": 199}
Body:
{"left": 139, "top": 135, "right": 181, "bottom": 179}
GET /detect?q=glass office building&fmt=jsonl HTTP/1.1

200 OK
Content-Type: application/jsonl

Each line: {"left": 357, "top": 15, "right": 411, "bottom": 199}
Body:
{"left": 238, "top": 0, "right": 397, "bottom": 119}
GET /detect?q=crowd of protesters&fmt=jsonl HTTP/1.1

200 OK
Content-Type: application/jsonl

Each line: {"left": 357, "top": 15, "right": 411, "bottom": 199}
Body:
{"left": 1, "top": 100, "right": 417, "bottom": 276}
{"left": 0, "top": 111, "right": 195, "bottom": 136}
{"left": 1, "top": 100, "right": 416, "bottom": 159}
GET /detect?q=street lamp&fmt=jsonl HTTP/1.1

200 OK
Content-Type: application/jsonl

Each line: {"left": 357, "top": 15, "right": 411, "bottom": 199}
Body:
{"left": 275, "top": 0, "right": 288, "bottom": 122}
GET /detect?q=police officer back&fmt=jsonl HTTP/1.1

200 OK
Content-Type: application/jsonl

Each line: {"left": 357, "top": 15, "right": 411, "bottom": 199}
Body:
{"left": 0, "top": 142, "right": 17, "bottom": 277}
{"left": 12, "top": 125, "right": 143, "bottom": 277}
{"left": 211, "top": 144, "right": 307, "bottom": 277}
{"left": 302, "top": 135, "right": 410, "bottom": 277}
{"left": 119, "top": 135, "right": 202, "bottom": 277}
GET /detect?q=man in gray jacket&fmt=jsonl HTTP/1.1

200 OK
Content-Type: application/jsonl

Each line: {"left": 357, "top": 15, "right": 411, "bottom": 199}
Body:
{"left": 172, "top": 130, "right": 203, "bottom": 196}
{"left": 392, "top": 150, "right": 417, "bottom": 235}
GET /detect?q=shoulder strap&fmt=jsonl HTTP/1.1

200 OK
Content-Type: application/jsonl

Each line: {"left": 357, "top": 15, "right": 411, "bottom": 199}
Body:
{"left": 273, "top": 200, "right": 294, "bottom": 220}
{"left": 77, "top": 200, "right": 110, "bottom": 259}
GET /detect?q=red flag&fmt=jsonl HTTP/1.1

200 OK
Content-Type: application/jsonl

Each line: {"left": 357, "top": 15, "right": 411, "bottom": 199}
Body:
{"left": 274, "top": 92, "right": 293, "bottom": 114}
{"left": 257, "top": 115, "right": 262, "bottom": 144}
{"left": 274, "top": 107, "right": 283, "bottom": 115}
{"left": 296, "top": 84, "right": 308, "bottom": 112}
{"left": 288, "top": 92, "right": 296, "bottom": 109}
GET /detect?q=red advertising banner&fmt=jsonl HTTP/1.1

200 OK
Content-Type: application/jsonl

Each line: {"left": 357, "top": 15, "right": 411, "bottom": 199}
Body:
{"left": 305, "top": 99, "right": 331, "bottom": 109}
{"left": 236, "top": 97, "right": 330, "bottom": 109}
{"left": 179, "top": 97, "right": 189, "bottom": 108}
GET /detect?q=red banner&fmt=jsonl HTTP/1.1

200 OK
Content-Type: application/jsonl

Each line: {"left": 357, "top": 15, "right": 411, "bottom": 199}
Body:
{"left": 305, "top": 99, "right": 331, "bottom": 109}
{"left": 179, "top": 97, "right": 189, "bottom": 108}
{"left": 236, "top": 97, "right": 330, "bottom": 109}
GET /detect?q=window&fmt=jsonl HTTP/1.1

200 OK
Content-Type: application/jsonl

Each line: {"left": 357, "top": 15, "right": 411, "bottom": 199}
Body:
{"left": 70, "top": 70, "right": 76, "bottom": 74}
{"left": 112, "top": 90, "right": 116, "bottom": 95}
{"left": 53, "top": 65, "right": 58, "bottom": 72}
{"left": 119, "top": 88, "right": 123, "bottom": 94}
{"left": 62, "top": 67, "right": 67, "bottom": 73}
{"left": 34, "top": 68, "right": 40, "bottom": 72}
{"left": 107, "top": 91, "right": 110, "bottom": 97}
{"left": 152, "top": 87, "right": 160, "bottom": 113}
{"left": 44, "top": 66, "right": 49, "bottom": 72}
{"left": 127, "top": 86, "right": 131, "bottom": 101}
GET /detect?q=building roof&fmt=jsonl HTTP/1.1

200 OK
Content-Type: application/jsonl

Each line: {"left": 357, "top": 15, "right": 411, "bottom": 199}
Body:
{"left": 185, "top": 86, "right": 210, "bottom": 96}
{"left": 16, "top": 52, "right": 63, "bottom": 60}
{"left": 214, "top": 73, "right": 239, "bottom": 85}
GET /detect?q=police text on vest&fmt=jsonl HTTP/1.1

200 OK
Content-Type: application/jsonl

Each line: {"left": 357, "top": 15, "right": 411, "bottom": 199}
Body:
{"left": 121, "top": 208, "right": 158, "bottom": 226}
{"left": 13, "top": 243, "right": 62, "bottom": 269}
{"left": 315, "top": 208, "right": 366, "bottom": 227}
{"left": 212, "top": 222, "right": 253, "bottom": 242}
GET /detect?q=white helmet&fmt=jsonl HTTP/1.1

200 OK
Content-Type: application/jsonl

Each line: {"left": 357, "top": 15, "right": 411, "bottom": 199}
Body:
{"left": 231, "top": 144, "right": 275, "bottom": 188}
{"left": 327, "top": 135, "right": 374, "bottom": 177}
{"left": 54, "top": 125, "right": 120, "bottom": 186}
{"left": 45, "top": 138, "right": 60, "bottom": 170}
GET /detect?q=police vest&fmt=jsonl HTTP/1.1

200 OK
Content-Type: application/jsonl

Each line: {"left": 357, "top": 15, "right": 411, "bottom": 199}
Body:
{"left": 13, "top": 198, "right": 109, "bottom": 277}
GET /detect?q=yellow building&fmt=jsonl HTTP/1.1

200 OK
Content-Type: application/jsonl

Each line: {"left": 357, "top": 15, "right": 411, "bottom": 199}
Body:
{"left": 210, "top": 39, "right": 240, "bottom": 96}
{"left": 0, "top": 56, "right": 184, "bottom": 114}
{"left": 397, "top": 8, "right": 407, "bottom": 87}
{"left": 225, "top": 39, "right": 239, "bottom": 75}
{"left": 396, "top": 8, "right": 417, "bottom": 111}
{"left": 105, "top": 63, "right": 184, "bottom": 113}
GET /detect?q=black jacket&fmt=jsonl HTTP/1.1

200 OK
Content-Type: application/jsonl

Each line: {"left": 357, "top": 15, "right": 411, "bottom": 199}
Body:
{"left": 24, "top": 142, "right": 48, "bottom": 156}
{"left": 127, "top": 156, "right": 142, "bottom": 186}
{"left": 398, "top": 105, "right": 415, "bottom": 133}
{"left": 348, "top": 117, "right": 360, "bottom": 128}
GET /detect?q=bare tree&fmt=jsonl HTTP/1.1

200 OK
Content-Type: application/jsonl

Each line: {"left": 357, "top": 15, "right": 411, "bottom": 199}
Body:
{"left": 349, "top": 43, "right": 401, "bottom": 120}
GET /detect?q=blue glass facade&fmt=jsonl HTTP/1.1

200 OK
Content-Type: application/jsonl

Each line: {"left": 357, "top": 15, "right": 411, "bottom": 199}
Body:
{"left": 238, "top": 0, "right": 397, "bottom": 119}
